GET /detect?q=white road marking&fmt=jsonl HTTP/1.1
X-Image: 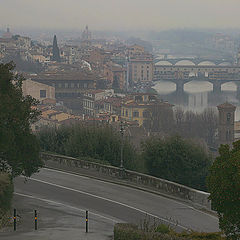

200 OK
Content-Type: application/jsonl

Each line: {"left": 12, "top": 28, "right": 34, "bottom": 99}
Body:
{"left": 41, "top": 167, "right": 217, "bottom": 220}
{"left": 42, "top": 167, "right": 90, "bottom": 179}
{"left": 21, "top": 176, "right": 189, "bottom": 230}
{"left": 14, "top": 192, "right": 118, "bottom": 223}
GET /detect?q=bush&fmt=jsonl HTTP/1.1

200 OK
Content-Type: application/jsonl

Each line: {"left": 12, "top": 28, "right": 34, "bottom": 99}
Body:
{"left": 0, "top": 173, "right": 13, "bottom": 211}
{"left": 176, "top": 231, "right": 223, "bottom": 240}
{"left": 114, "top": 223, "right": 224, "bottom": 240}
{"left": 114, "top": 223, "right": 141, "bottom": 240}
{"left": 0, "top": 172, "right": 13, "bottom": 228}
{"left": 141, "top": 135, "right": 212, "bottom": 191}
{"left": 155, "top": 224, "right": 171, "bottom": 234}
{"left": 37, "top": 124, "right": 137, "bottom": 170}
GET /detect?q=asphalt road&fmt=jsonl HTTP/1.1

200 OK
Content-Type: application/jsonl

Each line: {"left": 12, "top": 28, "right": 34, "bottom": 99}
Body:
{"left": 1, "top": 168, "right": 219, "bottom": 239}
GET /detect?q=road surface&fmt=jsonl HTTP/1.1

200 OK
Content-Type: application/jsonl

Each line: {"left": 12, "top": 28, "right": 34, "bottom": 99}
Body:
{"left": 1, "top": 168, "right": 219, "bottom": 239}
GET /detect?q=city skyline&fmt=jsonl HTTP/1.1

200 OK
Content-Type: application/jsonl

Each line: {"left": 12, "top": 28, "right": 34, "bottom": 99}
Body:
{"left": 1, "top": 0, "right": 240, "bottom": 31}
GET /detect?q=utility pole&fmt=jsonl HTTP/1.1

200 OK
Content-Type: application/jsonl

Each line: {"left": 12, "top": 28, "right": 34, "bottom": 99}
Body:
{"left": 120, "top": 121, "right": 124, "bottom": 169}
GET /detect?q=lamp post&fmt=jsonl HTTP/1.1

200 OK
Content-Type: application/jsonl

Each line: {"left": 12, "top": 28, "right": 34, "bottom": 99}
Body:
{"left": 120, "top": 121, "right": 124, "bottom": 169}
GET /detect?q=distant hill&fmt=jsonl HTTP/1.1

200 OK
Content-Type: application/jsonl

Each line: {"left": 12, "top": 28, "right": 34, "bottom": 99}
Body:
{"left": 150, "top": 29, "right": 213, "bottom": 44}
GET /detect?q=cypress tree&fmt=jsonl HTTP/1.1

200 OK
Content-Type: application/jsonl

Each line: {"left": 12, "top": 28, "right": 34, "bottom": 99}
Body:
{"left": 52, "top": 35, "right": 60, "bottom": 62}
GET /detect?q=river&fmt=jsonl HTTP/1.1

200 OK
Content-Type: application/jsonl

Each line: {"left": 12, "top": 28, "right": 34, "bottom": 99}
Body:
{"left": 153, "top": 80, "right": 240, "bottom": 120}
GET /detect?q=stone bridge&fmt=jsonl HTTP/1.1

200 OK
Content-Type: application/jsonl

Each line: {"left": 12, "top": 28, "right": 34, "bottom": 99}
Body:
{"left": 154, "top": 61, "right": 240, "bottom": 93}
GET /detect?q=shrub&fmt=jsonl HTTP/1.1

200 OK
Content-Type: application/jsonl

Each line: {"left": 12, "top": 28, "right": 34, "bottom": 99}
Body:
{"left": 0, "top": 172, "right": 13, "bottom": 228}
{"left": 155, "top": 224, "right": 171, "bottom": 234}
{"left": 141, "top": 135, "right": 212, "bottom": 191}
{"left": 114, "top": 223, "right": 141, "bottom": 240}
{"left": 114, "top": 223, "right": 224, "bottom": 240}
{"left": 176, "top": 231, "right": 223, "bottom": 240}
{"left": 37, "top": 124, "right": 137, "bottom": 170}
{"left": 0, "top": 173, "right": 13, "bottom": 212}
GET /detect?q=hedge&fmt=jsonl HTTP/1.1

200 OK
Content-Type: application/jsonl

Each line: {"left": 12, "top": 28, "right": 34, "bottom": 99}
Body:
{"left": 114, "top": 223, "right": 224, "bottom": 240}
{"left": 0, "top": 172, "right": 13, "bottom": 228}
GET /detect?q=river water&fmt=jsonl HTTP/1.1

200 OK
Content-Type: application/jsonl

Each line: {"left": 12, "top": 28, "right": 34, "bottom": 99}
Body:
{"left": 153, "top": 80, "right": 240, "bottom": 120}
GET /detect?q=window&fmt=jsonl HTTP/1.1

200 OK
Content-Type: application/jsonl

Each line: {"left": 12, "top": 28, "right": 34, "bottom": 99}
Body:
{"left": 226, "top": 130, "right": 231, "bottom": 140}
{"left": 133, "top": 111, "right": 139, "bottom": 117}
{"left": 125, "top": 110, "right": 128, "bottom": 117}
{"left": 40, "top": 90, "right": 46, "bottom": 98}
{"left": 227, "top": 113, "right": 231, "bottom": 122}
{"left": 143, "top": 111, "right": 150, "bottom": 118}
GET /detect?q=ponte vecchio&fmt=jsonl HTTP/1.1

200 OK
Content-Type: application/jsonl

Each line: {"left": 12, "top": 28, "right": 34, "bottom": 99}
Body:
{"left": 154, "top": 58, "right": 240, "bottom": 94}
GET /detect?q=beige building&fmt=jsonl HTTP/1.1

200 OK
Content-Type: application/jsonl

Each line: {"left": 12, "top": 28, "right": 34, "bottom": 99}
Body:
{"left": 129, "top": 54, "right": 154, "bottom": 83}
{"left": 30, "top": 53, "right": 47, "bottom": 63}
{"left": 127, "top": 45, "right": 154, "bottom": 83}
{"left": 103, "top": 62, "right": 126, "bottom": 89}
{"left": 127, "top": 44, "right": 145, "bottom": 57}
{"left": 121, "top": 93, "right": 173, "bottom": 127}
{"left": 22, "top": 79, "right": 55, "bottom": 102}
{"left": 83, "top": 89, "right": 114, "bottom": 116}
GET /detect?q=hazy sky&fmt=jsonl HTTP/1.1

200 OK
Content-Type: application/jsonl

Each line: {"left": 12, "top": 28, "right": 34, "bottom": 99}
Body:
{"left": 1, "top": 0, "right": 240, "bottom": 31}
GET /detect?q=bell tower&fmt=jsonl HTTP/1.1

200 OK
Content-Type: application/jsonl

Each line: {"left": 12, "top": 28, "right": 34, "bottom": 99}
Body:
{"left": 217, "top": 102, "right": 236, "bottom": 146}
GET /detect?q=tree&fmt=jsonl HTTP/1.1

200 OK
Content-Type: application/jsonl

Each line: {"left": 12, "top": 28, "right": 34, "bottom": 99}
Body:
{"left": 37, "top": 123, "right": 137, "bottom": 170}
{"left": 52, "top": 35, "right": 60, "bottom": 62}
{"left": 174, "top": 107, "right": 218, "bottom": 147}
{"left": 142, "top": 135, "right": 212, "bottom": 190}
{"left": 0, "top": 62, "right": 42, "bottom": 177}
{"left": 207, "top": 141, "right": 240, "bottom": 239}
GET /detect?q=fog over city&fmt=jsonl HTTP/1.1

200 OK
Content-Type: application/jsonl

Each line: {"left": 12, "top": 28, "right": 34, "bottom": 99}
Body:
{"left": 1, "top": 0, "right": 240, "bottom": 239}
{"left": 1, "top": 0, "right": 240, "bottom": 30}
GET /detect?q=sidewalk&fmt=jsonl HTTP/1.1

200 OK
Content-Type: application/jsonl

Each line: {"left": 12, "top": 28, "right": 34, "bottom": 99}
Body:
{"left": 0, "top": 195, "right": 114, "bottom": 240}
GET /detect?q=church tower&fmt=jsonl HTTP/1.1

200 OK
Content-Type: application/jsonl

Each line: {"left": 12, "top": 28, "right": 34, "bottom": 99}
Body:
{"left": 82, "top": 25, "right": 92, "bottom": 47}
{"left": 217, "top": 102, "right": 236, "bottom": 146}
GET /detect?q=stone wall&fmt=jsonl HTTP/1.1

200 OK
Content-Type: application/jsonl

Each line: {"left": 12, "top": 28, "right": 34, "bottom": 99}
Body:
{"left": 41, "top": 152, "right": 211, "bottom": 210}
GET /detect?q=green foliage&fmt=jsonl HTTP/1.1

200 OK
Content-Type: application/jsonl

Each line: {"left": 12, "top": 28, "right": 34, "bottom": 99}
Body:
{"left": 0, "top": 173, "right": 13, "bottom": 228}
{"left": 0, "top": 62, "right": 43, "bottom": 177}
{"left": 207, "top": 141, "right": 240, "bottom": 239}
{"left": 177, "top": 231, "right": 223, "bottom": 240}
{"left": 114, "top": 223, "right": 224, "bottom": 240}
{"left": 142, "top": 135, "right": 212, "bottom": 190}
{"left": 0, "top": 173, "right": 13, "bottom": 212}
{"left": 155, "top": 224, "right": 171, "bottom": 234}
{"left": 114, "top": 223, "right": 141, "bottom": 240}
{"left": 37, "top": 124, "right": 137, "bottom": 169}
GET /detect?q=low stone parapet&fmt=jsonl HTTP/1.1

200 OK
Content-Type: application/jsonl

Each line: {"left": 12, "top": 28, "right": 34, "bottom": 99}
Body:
{"left": 40, "top": 152, "right": 211, "bottom": 210}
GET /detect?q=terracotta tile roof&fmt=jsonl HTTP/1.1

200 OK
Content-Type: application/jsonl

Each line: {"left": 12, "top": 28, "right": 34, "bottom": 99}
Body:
{"left": 217, "top": 102, "right": 236, "bottom": 109}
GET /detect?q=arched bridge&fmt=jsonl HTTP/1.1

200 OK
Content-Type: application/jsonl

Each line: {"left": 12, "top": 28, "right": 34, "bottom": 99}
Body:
{"left": 154, "top": 60, "right": 240, "bottom": 93}
{"left": 154, "top": 58, "right": 234, "bottom": 66}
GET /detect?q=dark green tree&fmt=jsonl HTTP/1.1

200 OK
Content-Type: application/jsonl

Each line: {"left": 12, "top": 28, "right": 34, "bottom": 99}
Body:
{"left": 52, "top": 35, "right": 60, "bottom": 62}
{"left": 37, "top": 124, "right": 137, "bottom": 170}
{"left": 207, "top": 141, "right": 240, "bottom": 239}
{"left": 142, "top": 135, "right": 212, "bottom": 190}
{"left": 0, "top": 62, "right": 43, "bottom": 177}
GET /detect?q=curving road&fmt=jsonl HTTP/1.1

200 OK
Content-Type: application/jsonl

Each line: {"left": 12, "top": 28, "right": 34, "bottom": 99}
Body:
{"left": 3, "top": 168, "right": 219, "bottom": 239}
